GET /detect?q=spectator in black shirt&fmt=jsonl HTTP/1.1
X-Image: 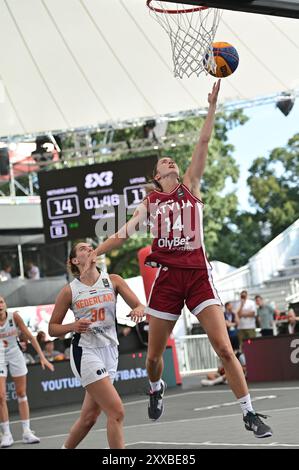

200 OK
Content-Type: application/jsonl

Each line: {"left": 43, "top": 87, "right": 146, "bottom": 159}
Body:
{"left": 224, "top": 302, "right": 239, "bottom": 351}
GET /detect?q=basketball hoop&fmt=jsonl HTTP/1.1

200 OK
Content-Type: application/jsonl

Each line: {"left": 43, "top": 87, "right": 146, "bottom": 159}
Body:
{"left": 146, "top": 1, "right": 221, "bottom": 78}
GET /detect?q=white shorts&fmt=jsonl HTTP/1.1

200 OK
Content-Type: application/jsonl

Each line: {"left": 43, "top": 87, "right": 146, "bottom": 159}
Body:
{"left": 0, "top": 347, "right": 28, "bottom": 378}
{"left": 70, "top": 343, "right": 118, "bottom": 388}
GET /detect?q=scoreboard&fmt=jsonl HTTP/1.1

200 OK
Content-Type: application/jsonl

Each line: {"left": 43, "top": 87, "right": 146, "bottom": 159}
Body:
{"left": 38, "top": 155, "right": 157, "bottom": 243}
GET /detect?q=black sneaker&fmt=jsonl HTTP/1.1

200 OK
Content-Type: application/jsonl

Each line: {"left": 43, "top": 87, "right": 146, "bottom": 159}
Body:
{"left": 148, "top": 380, "right": 167, "bottom": 420}
{"left": 243, "top": 411, "right": 273, "bottom": 438}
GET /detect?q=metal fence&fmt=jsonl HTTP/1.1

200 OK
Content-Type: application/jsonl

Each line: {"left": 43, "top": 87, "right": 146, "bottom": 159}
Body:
{"left": 175, "top": 334, "right": 219, "bottom": 375}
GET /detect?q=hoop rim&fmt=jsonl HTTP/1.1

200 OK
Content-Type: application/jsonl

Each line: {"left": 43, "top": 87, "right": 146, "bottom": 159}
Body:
{"left": 146, "top": 0, "right": 208, "bottom": 14}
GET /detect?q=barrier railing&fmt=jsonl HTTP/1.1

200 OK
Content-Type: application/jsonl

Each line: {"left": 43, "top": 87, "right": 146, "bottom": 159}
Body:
{"left": 175, "top": 334, "right": 219, "bottom": 375}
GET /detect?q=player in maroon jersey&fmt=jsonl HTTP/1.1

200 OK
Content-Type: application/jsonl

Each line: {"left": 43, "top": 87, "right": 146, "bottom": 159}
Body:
{"left": 82, "top": 80, "right": 272, "bottom": 439}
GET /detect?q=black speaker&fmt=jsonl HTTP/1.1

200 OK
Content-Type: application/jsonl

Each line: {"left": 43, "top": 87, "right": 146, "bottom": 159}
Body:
{"left": 0, "top": 147, "right": 9, "bottom": 176}
{"left": 276, "top": 95, "right": 295, "bottom": 116}
{"left": 31, "top": 136, "right": 54, "bottom": 163}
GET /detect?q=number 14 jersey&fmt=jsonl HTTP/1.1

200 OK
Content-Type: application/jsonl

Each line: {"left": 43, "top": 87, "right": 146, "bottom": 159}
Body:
{"left": 145, "top": 183, "right": 211, "bottom": 270}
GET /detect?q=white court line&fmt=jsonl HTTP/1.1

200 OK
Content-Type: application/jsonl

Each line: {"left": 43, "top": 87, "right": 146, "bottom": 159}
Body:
{"left": 194, "top": 395, "right": 277, "bottom": 411}
{"left": 9, "top": 405, "right": 299, "bottom": 444}
{"left": 9, "top": 385, "right": 299, "bottom": 425}
{"left": 125, "top": 441, "right": 299, "bottom": 448}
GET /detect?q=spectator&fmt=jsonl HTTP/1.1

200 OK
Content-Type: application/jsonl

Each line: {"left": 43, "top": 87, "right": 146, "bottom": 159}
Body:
{"left": 0, "top": 264, "right": 13, "bottom": 282}
{"left": 63, "top": 346, "right": 71, "bottom": 360}
{"left": 236, "top": 290, "right": 257, "bottom": 350}
{"left": 26, "top": 260, "right": 40, "bottom": 280}
{"left": 201, "top": 351, "right": 246, "bottom": 386}
{"left": 42, "top": 341, "right": 65, "bottom": 362}
{"left": 19, "top": 340, "right": 35, "bottom": 365}
{"left": 36, "top": 330, "right": 47, "bottom": 348}
{"left": 224, "top": 301, "right": 239, "bottom": 351}
{"left": 255, "top": 295, "right": 275, "bottom": 336}
{"left": 287, "top": 307, "right": 299, "bottom": 334}
{"left": 118, "top": 325, "right": 132, "bottom": 337}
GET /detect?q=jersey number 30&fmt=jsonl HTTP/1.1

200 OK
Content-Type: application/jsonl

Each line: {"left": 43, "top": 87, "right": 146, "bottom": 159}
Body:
{"left": 91, "top": 308, "right": 105, "bottom": 322}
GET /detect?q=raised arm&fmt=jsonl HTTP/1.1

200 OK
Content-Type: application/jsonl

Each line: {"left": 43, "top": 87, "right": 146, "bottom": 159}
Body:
{"left": 183, "top": 80, "right": 220, "bottom": 198}
{"left": 94, "top": 201, "right": 148, "bottom": 257}
{"left": 81, "top": 201, "right": 148, "bottom": 277}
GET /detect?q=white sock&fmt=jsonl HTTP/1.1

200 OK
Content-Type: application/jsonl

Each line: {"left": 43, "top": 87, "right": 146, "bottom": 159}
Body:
{"left": 21, "top": 419, "right": 31, "bottom": 433}
{"left": 150, "top": 379, "right": 162, "bottom": 392}
{"left": 239, "top": 393, "right": 254, "bottom": 416}
{"left": 0, "top": 421, "right": 11, "bottom": 435}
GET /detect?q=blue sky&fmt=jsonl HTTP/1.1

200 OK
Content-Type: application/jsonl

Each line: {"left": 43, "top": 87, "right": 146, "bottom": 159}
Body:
{"left": 227, "top": 99, "right": 299, "bottom": 212}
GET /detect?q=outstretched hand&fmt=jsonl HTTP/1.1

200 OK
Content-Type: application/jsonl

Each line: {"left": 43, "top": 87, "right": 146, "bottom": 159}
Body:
{"left": 208, "top": 79, "right": 221, "bottom": 106}
{"left": 126, "top": 305, "right": 145, "bottom": 324}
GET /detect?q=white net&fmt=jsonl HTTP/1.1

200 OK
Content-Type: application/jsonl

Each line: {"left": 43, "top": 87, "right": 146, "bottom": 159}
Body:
{"left": 147, "top": 1, "right": 221, "bottom": 78}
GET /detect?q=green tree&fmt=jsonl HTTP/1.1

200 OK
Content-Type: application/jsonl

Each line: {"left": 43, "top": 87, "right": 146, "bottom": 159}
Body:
{"left": 212, "top": 212, "right": 266, "bottom": 267}
{"left": 247, "top": 132, "right": 299, "bottom": 239}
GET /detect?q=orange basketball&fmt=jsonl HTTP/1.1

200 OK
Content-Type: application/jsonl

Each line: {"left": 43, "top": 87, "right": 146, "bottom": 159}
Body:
{"left": 204, "top": 42, "right": 239, "bottom": 78}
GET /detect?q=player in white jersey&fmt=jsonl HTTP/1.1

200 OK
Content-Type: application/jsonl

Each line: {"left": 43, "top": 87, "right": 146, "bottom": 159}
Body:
{"left": 48, "top": 242, "right": 145, "bottom": 449}
{"left": 0, "top": 296, "right": 54, "bottom": 448}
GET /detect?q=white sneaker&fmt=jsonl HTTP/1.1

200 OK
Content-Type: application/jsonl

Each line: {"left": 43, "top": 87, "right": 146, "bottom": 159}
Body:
{"left": 0, "top": 432, "right": 14, "bottom": 448}
{"left": 22, "top": 430, "right": 40, "bottom": 444}
{"left": 201, "top": 379, "right": 214, "bottom": 386}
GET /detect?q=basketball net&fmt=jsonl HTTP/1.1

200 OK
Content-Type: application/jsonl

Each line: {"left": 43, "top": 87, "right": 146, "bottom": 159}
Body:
{"left": 147, "top": 1, "right": 221, "bottom": 78}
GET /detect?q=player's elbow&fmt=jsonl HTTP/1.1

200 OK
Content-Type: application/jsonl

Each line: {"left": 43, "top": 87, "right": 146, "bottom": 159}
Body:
{"left": 48, "top": 322, "right": 57, "bottom": 337}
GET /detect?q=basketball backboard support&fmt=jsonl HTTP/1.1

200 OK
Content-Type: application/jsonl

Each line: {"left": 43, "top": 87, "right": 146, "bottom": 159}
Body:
{"left": 164, "top": 1, "right": 299, "bottom": 18}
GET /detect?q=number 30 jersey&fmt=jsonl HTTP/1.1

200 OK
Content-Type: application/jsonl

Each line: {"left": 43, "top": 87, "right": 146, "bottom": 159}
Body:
{"left": 145, "top": 183, "right": 211, "bottom": 270}
{"left": 70, "top": 273, "right": 119, "bottom": 349}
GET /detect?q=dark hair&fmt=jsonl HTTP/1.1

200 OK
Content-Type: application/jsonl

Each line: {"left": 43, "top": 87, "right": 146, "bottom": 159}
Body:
{"left": 151, "top": 161, "right": 163, "bottom": 192}
{"left": 224, "top": 301, "right": 232, "bottom": 309}
{"left": 36, "top": 331, "right": 46, "bottom": 343}
{"left": 3, "top": 263, "right": 12, "bottom": 270}
{"left": 67, "top": 242, "right": 81, "bottom": 278}
{"left": 255, "top": 295, "right": 262, "bottom": 300}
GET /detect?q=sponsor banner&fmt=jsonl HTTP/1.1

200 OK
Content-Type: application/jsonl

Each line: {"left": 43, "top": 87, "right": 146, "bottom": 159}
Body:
{"left": 6, "top": 353, "right": 149, "bottom": 412}
{"left": 243, "top": 334, "right": 299, "bottom": 382}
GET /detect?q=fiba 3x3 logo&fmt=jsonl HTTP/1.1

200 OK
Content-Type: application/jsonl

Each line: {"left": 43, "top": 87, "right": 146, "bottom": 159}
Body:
{"left": 84, "top": 171, "right": 113, "bottom": 189}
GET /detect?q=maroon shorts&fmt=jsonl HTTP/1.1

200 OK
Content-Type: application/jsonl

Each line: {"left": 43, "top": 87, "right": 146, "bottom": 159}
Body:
{"left": 146, "top": 266, "right": 222, "bottom": 321}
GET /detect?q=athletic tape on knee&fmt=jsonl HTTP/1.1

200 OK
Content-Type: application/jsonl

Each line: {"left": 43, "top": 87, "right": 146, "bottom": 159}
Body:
{"left": 17, "top": 395, "right": 28, "bottom": 403}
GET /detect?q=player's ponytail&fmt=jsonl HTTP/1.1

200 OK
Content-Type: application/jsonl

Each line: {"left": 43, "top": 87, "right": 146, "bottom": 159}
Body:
{"left": 67, "top": 243, "right": 80, "bottom": 278}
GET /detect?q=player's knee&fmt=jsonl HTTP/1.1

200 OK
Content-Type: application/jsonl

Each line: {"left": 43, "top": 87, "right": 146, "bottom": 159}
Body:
{"left": 16, "top": 392, "right": 27, "bottom": 401}
{"left": 109, "top": 403, "right": 125, "bottom": 423}
{"left": 146, "top": 354, "right": 161, "bottom": 366}
{"left": 81, "top": 412, "right": 98, "bottom": 429}
{"left": 216, "top": 344, "right": 234, "bottom": 362}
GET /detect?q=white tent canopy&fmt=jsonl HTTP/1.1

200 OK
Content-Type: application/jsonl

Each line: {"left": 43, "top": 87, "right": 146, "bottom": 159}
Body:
{"left": 0, "top": 0, "right": 298, "bottom": 139}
